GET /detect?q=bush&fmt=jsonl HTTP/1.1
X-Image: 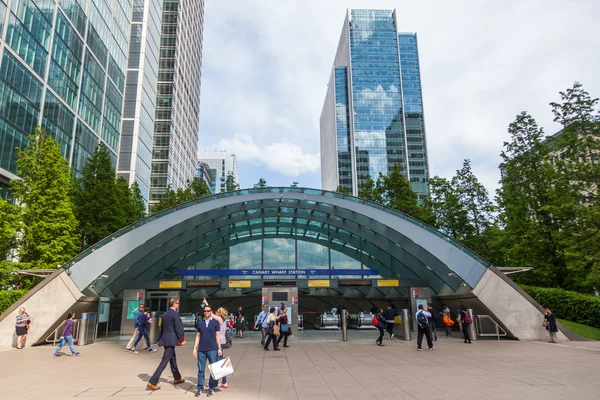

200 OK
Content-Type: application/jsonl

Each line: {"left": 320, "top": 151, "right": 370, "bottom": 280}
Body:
{"left": 0, "top": 289, "right": 27, "bottom": 315}
{"left": 521, "top": 285, "right": 600, "bottom": 328}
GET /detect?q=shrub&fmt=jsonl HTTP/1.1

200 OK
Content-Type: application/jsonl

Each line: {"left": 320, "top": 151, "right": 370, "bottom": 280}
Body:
{"left": 0, "top": 289, "right": 27, "bottom": 315}
{"left": 521, "top": 285, "right": 600, "bottom": 328}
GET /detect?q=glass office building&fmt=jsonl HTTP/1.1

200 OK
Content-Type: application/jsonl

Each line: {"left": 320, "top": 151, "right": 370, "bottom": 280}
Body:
{"left": 320, "top": 9, "right": 430, "bottom": 200}
{"left": 149, "top": 0, "right": 204, "bottom": 209}
{"left": 0, "top": 0, "right": 132, "bottom": 197}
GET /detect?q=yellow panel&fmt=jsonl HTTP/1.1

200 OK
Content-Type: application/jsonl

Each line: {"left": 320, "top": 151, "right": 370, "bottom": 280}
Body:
{"left": 229, "top": 280, "right": 251, "bottom": 288}
{"left": 308, "top": 279, "right": 330, "bottom": 287}
{"left": 159, "top": 281, "right": 183, "bottom": 289}
{"left": 377, "top": 279, "right": 399, "bottom": 287}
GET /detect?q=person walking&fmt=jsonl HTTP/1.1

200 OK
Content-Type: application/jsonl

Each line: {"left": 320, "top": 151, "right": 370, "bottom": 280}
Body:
{"left": 442, "top": 306, "right": 454, "bottom": 338}
{"left": 193, "top": 305, "right": 222, "bottom": 397}
{"left": 384, "top": 303, "right": 396, "bottom": 339}
{"left": 427, "top": 303, "right": 438, "bottom": 341}
{"left": 277, "top": 307, "right": 291, "bottom": 348}
{"left": 234, "top": 306, "right": 244, "bottom": 338}
{"left": 263, "top": 307, "right": 280, "bottom": 351}
{"left": 213, "top": 307, "right": 231, "bottom": 390}
{"left": 131, "top": 307, "right": 157, "bottom": 353}
{"left": 15, "top": 307, "right": 31, "bottom": 349}
{"left": 460, "top": 308, "right": 472, "bottom": 344}
{"left": 416, "top": 304, "right": 435, "bottom": 351}
{"left": 544, "top": 308, "right": 559, "bottom": 343}
{"left": 126, "top": 303, "right": 144, "bottom": 351}
{"left": 255, "top": 305, "right": 269, "bottom": 346}
{"left": 375, "top": 308, "right": 386, "bottom": 346}
{"left": 147, "top": 298, "right": 186, "bottom": 391}
{"left": 53, "top": 312, "right": 80, "bottom": 357}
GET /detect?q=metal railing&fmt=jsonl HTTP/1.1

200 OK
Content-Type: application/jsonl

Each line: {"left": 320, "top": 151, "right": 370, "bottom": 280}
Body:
{"left": 45, "top": 319, "right": 80, "bottom": 346}
{"left": 475, "top": 315, "right": 507, "bottom": 340}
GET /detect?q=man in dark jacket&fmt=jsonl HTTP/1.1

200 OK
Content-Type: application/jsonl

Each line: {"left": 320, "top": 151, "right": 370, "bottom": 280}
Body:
{"left": 545, "top": 308, "right": 559, "bottom": 343}
{"left": 427, "top": 303, "right": 438, "bottom": 341}
{"left": 147, "top": 298, "right": 186, "bottom": 391}
{"left": 384, "top": 303, "right": 396, "bottom": 339}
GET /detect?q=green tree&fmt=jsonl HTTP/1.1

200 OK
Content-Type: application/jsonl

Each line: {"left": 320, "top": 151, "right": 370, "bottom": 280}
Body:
{"left": 379, "top": 164, "right": 419, "bottom": 216}
{"left": 0, "top": 198, "right": 20, "bottom": 259}
{"left": 11, "top": 127, "right": 79, "bottom": 266}
{"left": 357, "top": 174, "right": 383, "bottom": 203}
{"left": 254, "top": 178, "right": 267, "bottom": 188}
{"left": 114, "top": 177, "right": 146, "bottom": 226}
{"left": 290, "top": 182, "right": 299, "bottom": 188}
{"left": 224, "top": 174, "right": 239, "bottom": 191}
{"left": 335, "top": 185, "right": 350, "bottom": 195}
{"left": 425, "top": 176, "right": 470, "bottom": 239}
{"left": 151, "top": 177, "right": 211, "bottom": 213}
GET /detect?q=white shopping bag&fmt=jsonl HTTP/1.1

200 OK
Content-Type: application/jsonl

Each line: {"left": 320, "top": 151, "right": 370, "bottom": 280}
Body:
{"left": 208, "top": 357, "right": 234, "bottom": 380}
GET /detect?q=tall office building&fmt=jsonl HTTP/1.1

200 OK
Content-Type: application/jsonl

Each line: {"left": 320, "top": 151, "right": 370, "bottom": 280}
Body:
{"left": 149, "top": 0, "right": 204, "bottom": 209}
{"left": 117, "top": 0, "right": 163, "bottom": 207}
{"left": 0, "top": 0, "right": 133, "bottom": 198}
{"left": 320, "top": 9, "right": 430, "bottom": 200}
{"left": 198, "top": 151, "right": 239, "bottom": 194}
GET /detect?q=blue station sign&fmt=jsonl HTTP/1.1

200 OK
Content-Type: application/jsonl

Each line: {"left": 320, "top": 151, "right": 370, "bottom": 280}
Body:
{"left": 178, "top": 269, "right": 379, "bottom": 277}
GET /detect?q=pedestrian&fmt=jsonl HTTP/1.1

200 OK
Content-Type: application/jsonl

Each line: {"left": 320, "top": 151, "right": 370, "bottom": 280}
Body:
{"left": 375, "top": 308, "right": 386, "bottom": 346}
{"left": 15, "top": 307, "right": 31, "bottom": 349}
{"left": 53, "top": 312, "right": 80, "bottom": 357}
{"left": 427, "top": 303, "right": 438, "bottom": 341}
{"left": 126, "top": 303, "right": 144, "bottom": 351}
{"left": 227, "top": 316, "right": 235, "bottom": 337}
{"left": 416, "top": 304, "right": 435, "bottom": 351}
{"left": 255, "top": 305, "right": 269, "bottom": 346}
{"left": 213, "top": 307, "right": 231, "bottom": 390}
{"left": 279, "top": 302, "right": 286, "bottom": 315}
{"left": 460, "top": 308, "right": 472, "bottom": 344}
{"left": 193, "top": 305, "right": 223, "bottom": 397}
{"left": 234, "top": 306, "right": 244, "bottom": 338}
{"left": 277, "top": 306, "right": 291, "bottom": 348}
{"left": 442, "top": 306, "right": 454, "bottom": 338}
{"left": 384, "top": 303, "right": 396, "bottom": 339}
{"left": 263, "top": 307, "right": 280, "bottom": 351}
{"left": 131, "top": 307, "right": 157, "bottom": 353}
{"left": 544, "top": 308, "right": 559, "bottom": 343}
{"left": 147, "top": 298, "right": 186, "bottom": 391}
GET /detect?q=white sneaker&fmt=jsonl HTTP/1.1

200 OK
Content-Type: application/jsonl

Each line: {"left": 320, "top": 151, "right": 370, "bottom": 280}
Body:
{"left": 417, "top": 348, "right": 422, "bottom": 351}
{"left": 429, "top": 347, "right": 436, "bottom": 351}
{"left": 390, "top": 333, "right": 395, "bottom": 339}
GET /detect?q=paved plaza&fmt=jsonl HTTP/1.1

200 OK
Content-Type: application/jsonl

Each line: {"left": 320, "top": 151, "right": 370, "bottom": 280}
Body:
{"left": 0, "top": 331, "right": 598, "bottom": 400}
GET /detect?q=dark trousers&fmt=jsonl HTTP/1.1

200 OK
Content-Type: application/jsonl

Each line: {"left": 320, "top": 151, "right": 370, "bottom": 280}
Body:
{"left": 430, "top": 321, "right": 437, "bottom": 340}
{"left": 462, "top": 324, "right": 471, "bottom": 342}
{"left": 445, "top": 325, "right": 452, "bottom": 337}
{"left": 264, "top": 334, "right": 279, "bottom": 349}
{"left": 386, "top": 322, "right": 394, "bottom": 337}
{"left": 417, "top": 326, "right": 433, "bottom": 349}
{"left": 149, "top": 346, "right": 181, "bottom": 385}
{"left": 376, "top": 327, "right": 385, "bottom": 344}
{"left": 133, "top": 330, "right": 150, "bottom": 349}
{"left": 277, "top": 332, "right": 289, "bottom": 346}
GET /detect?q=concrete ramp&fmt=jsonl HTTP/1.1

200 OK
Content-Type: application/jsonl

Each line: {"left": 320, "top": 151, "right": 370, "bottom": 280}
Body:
{"left": 0, "top": 270, "right": 85, "bottom": 349}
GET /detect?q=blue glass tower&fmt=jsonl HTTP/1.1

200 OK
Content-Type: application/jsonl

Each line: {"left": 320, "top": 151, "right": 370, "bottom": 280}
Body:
{"left": 320, "top": 9, "right": 430, "bottom": 200}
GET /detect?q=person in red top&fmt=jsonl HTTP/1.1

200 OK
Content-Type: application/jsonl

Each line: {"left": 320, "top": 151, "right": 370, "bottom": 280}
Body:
{"left": 53, "top": 312, "right": 80, "bottom": 357}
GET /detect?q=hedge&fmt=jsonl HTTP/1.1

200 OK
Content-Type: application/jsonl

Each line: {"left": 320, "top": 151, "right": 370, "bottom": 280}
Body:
{"left": 0, "top": 290, "right": 27, "bottom": 315}
{"left": 521, "top": 285, "right": 600, "bottom": 329}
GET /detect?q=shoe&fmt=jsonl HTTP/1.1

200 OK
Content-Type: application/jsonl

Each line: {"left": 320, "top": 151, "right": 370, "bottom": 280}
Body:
{"left": 53, "top": 354, "right": 60, "bottom": 358}
{"left": 129, "top": 349, "right": 138, "bottom": 353}
{"left": 195, "top": 390, "right": 203, "bottom": 397}
{"left": 274, "top": 348, "right": 281, "bottom": 351}
{"left": 417, "top": 348, "right": 422, "bottom": 351}
{"left": 464, "top": 340, "right": 468, "bottom": 343}
{"left": 73, "top": 352, "right": 80, "bottom": 357}
{"left": 207, "top": 390, "right": 215, "bottom": 396}
{"left": 148, "top": 348, "right": 157, "bottom": 353}
{"left": 219, "top": 383, "right": 228, "bottom": 389}
{"left": 390, "top": 333, "right": 395, "bottom": 339}
{"left": 264, "top": 348, "right": 269, "bottom": 351}
{"left": 468, "top": 341, "right": 472, "bottom": 344}
{"left": 434, "top": 337, "right": 438, "bottom": 341}
{"left": 147, "top": 383, "right": 161, "bottom": 391}
{"left": 283, "top": 345, "right": 289, "bottom": 347}
{"left": 174, "top": 379, "right": 185, "bottom": 385}
{"left": 429, "top": 347, "right": 436, "bottom": 351}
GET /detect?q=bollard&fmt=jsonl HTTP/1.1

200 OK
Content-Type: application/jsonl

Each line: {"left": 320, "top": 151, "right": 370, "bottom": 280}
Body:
{"left": 341, "top": 309, "right": 348, "bottom": 341}
{"left": 402, "top": 309, "right": 411, "bottom": 341}
{"left": 467, "top": 309, "right": 477, "bottom": 341}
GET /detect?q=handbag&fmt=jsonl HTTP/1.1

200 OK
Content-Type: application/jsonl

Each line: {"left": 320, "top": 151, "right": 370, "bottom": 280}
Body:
{"left": 281, "top": 323, "right": 289, "bottom": 333}
{"left": 542, "top": 320, "right": 548, "bottom": 328}
{"left": 223, "top": 330, "right": 232, "bottom": 349}
{"left": 208, "top": 357, "right": 234, "bottom": 380}
{"left": 273, "top": 324, "right": 280, "bottom": 336}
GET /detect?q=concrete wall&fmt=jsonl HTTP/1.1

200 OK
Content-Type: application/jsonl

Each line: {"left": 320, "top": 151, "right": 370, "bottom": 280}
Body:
{"left": 0, "top": 270, "right": 84, "bottom": 349}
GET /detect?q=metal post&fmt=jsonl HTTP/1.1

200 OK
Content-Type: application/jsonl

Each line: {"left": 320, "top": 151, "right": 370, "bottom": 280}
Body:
{"left": 402, "top": 309, "right": 411, "bottom": 341}
{"left": 341, "top": 309, "right": 348, "bottom": 341}
{"left": 467, "top": 309, "right": 477, "bottom": 341}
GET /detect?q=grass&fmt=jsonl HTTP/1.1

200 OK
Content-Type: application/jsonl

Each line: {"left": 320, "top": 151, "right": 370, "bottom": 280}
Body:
{"left": 558, "top": 319, "right": 600, "bottom": 340}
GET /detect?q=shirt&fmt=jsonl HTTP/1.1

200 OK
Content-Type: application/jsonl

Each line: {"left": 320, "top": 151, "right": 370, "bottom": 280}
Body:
{"left": 15, "top": 313, "right": 29, "bottom": 327}
{"left": 197, "top": 317, "right": 220, "bottom": 352}
{"left": 133, "top": 310, "right": 142, "bottom": 329}
{"left": 416, "top": 310, "right": 432, "bottom": 326}
{"left": 61, "top": 319, "right": 74, "bottom": 337}
{"left": 257, "top": 311, "right": 268, "bottom": 328}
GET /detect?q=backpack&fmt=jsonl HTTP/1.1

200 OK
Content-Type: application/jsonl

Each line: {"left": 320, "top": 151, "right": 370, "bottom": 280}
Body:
{"left": 463, "top": 312, "right": 472, "bottom": 325}
{"left": 417, "top": 311, "right": 429, "bottom": 328}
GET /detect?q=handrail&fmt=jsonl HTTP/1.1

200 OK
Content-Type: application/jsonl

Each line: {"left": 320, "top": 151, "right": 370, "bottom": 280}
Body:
{"left": 475, "top": 315, "right": 507, "bottom": 340}
{"left": 45, "top": 319, "right": 80, "bottom": 346}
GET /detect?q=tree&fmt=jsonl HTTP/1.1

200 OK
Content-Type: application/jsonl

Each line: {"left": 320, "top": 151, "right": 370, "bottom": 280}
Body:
{"left": 357, "top": 174, "right": 383, "bottom": 203}
{"left": 11, "top": 127, "right": 79, "bottom": 266}
{"left": 254, "top": 178, "right": 267, "bottom": 188}
{"left": 224, "top": 174, "right": 239, "bottom": 192}
{"left": 335, "top": 185, "right": 350, "bottom": 195}
{"left": 290, "top": 182, "right": 299, "bottom": 188}
{"left": 151, "top": 177, "right": 211, "bottom": 213}
{"left": 0, "top": 198, "right": 20, "bottom": 259}
{"left": 114, "top": 177, "right": 146, "bottom": 226}
{"left": 425, "top": 176, "right": 470, "bottom": 239}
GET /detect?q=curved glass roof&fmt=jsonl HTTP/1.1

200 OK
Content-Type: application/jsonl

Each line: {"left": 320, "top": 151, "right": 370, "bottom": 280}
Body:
{"left": 64, "top": 188, "right": 490, "bottom": 298}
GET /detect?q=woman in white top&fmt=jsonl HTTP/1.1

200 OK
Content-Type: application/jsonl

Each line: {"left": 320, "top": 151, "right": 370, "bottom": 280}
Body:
{"left": 213, "top": 307, "right": 230, "bottom": 389}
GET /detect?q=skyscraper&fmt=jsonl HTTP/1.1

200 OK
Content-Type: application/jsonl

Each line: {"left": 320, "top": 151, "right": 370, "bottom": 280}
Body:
{"left": 320, "top": 9, "right": 430, "bottom": 200}
{"left": 198, "top": 151, "right": 239, "bottom": 194}
{"left": 149, "top": 0, "right": 204, "bottom": 209}
{"left": 118, "top": 0, "right": 163, "bottom": 207}
{"left": 0, "top": 0, "right": 133, "bottom": 198}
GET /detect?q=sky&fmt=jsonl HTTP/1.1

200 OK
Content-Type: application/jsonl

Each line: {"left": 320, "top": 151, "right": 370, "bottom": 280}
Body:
{"left": 198, "top": 0, "right": 600, "bottom": 195}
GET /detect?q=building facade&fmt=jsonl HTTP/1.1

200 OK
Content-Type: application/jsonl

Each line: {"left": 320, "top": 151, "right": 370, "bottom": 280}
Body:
{"left": 117, "top": 0, "right": 162, "bottom": 207}
{"left": 198, "top": 151, "right": 239, "bottom": 193}
{"left": 0, "top": 0, "right": 133, "bottom": 197}
{"left": 149, "top": 0, "right": 204, "bottom": 209}
{"left": 320, "top": 9, "right": 430, "bottom": 200}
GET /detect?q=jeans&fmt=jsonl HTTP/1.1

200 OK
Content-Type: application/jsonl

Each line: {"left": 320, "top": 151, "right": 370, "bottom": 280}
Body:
{"left": 149, "top": 346, "right": 181, "bottom": 385}
{"left": 260, "top": 327, "right": 267, "bottom": 345}
{"left": 216, "top": 352, "right": 227, "bottom": 384}
{"left": 55, "top": 335, "right": 76, "bottom": 355}
{"left": 133, "top": 330, "right": 150, "bottom": 349}
{"left": 197, "top": 350, "right": 218, "bottom": 391}
{"left": 376, "top": 327, "right": 385, "bottom": 344}
{"left": 417, "top": 326, "right": 433, "bottom": 349}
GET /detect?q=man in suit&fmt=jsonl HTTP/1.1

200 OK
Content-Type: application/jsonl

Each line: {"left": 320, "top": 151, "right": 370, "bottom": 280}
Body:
{"left": 147, "top": 298, "right": 186, "bottom": 391}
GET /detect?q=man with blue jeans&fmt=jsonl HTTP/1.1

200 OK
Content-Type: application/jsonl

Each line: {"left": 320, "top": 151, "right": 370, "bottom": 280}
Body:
{"left": 193, "top": 305, "right": 222, "bottom": 397}
{"left": 255, "top": 305, "right": 268, "bottom": 346}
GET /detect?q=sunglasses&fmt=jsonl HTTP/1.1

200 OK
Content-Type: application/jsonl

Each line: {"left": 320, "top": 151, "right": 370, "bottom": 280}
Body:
{"left": 204, "top": 310, "right": 212, "bottom": 313}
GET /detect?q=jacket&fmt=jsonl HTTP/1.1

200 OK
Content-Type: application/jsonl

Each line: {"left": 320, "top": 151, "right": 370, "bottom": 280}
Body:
{"left": 158, "top": 308, "right": 185, "bottom": 347}
{"left": 384, "top": 308, "right": 396, "bottom": 321}
{"left": 545, "top": 313, "right": 559, "bottom": 333}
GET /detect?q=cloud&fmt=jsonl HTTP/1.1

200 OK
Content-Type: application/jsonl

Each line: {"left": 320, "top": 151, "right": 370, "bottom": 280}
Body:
{"left": 209, "top": 134, "right": 320, "bottom": 177}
